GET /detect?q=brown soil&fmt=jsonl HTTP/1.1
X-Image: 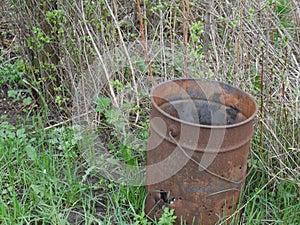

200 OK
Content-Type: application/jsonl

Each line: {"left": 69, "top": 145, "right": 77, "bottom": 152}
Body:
{"left": 0, "top": 88, "right": 27, "bottom": 124}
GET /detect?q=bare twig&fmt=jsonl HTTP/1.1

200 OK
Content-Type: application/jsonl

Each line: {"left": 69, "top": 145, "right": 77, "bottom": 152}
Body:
{"left": 260, "top": 45, "right": 264, "bottom": 156}
{"left": 136, "top": 0, "right": 155, "bottom": 86}
{"left": 159, "top": 0, "right": 167, "bottom": 80}
{"left": 80, "top": 2, "right": 119, "bottom": 108}
{"left": 182, "top": 0, "right": 189, "bottom": 76}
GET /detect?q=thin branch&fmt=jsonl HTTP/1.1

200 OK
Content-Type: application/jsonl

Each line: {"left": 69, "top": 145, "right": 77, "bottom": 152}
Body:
{"left": 182, "top": 0, "right": 189, "bottom": 76}
{"left": 136, "top": 0, "right": 155, "bottom": 86}
{"left": 80, "top": 1, "right": 119, "bottom": 108}
{"left": 260, "top": 45, "right": 264, "bottom": 156}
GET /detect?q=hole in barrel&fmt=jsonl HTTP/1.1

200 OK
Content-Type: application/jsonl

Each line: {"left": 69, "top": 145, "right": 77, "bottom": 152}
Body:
{"left": 160, "top": 190, "right": 168, "bottom": 203}
{"left": 220, "top": 203, "right": 225, "bottom": 210}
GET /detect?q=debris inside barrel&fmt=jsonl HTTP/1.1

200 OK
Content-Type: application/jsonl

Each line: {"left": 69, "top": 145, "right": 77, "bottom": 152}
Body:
{"left": 161, "top": 100, "right": 247, "bottom": 126}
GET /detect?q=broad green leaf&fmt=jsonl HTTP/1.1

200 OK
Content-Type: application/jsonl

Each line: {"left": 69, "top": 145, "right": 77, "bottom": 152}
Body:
{"left": 25, "top": 145, "right": 37, "bottom": 161}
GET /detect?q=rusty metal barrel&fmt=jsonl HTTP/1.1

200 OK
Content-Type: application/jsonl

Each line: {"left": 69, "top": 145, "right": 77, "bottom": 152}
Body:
{"left": 145, "top": 79, "right": 257, "bottom": 225}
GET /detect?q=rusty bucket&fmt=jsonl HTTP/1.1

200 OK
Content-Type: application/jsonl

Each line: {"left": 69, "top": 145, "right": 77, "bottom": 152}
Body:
{"left": 145, "top": 79, "right": 257, "bottom": 225}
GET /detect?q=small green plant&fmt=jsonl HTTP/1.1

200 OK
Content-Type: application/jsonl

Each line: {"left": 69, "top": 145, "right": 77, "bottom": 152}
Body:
{"left": 134, "top": 211, "right": 151, "bottom": 225}
{"left": 94, "top": 83, "right": 149, "bottom": 167}
{"left": 133, "top": 207, "right": 177, "bottom": 225}
{"left": 157, "top": 207, "right": 177, "bottom": 225}
{"left": 190, "top": 21, "right": 203, "bottom": 43}
{"left": 0, "top": 58, "right": 25, "bottom": 88}
{"left": 7, "top": 89, "right": 32, "bottom": 106}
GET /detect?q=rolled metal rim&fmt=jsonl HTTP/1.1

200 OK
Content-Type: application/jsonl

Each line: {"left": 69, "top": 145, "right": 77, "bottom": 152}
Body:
{"left": 150, "top": 78, "right": 258, "bottom": 129}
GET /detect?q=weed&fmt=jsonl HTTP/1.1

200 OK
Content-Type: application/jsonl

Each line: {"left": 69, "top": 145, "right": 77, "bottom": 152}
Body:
{"left": 7, "top": 89, "right": 32, "bottom": 105}
{"left": 0, "top": 58, "right": 25, "bottom": 88}
{"left": 157, "top": 208, "right": 177, "bottom": 225}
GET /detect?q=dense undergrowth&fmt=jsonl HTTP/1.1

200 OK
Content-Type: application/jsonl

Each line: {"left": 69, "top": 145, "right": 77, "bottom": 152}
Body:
{"left": 0, "top": 0, "right": 299, "bottom": 224}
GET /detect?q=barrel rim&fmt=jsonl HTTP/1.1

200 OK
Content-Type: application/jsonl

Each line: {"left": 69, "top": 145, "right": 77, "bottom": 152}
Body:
{"left": 150, "top": 78, "right": 258, "bottom": 129}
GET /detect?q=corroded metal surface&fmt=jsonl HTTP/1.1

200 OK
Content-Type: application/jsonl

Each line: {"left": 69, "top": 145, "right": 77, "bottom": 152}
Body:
{"left": 146, "top": 79, "right": 257, "bottom": 225}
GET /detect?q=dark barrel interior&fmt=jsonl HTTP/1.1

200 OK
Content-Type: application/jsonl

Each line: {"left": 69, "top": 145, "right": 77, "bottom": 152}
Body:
{"left": 152, "top": 79, "right": 257, "bottom": 126}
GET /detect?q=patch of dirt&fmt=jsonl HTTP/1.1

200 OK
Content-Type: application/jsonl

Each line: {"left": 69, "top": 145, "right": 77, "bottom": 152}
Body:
{"left": 67, "top": 173, "right": 108, "bottom": 224}
{"left": 1, "top": 2, "right": 19, "bottom": 61}
{"left": 1, "top": 2, "right": 26, "bottom": 124}
{"left": 0, "top": 88, "right": 27, "bottom": 124}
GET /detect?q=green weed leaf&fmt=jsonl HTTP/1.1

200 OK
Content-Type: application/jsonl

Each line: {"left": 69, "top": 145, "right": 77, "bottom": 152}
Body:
{"left": 158, "top": 207, "right": 177, "bottom": 225}
{"left": 8, "top": 90, "right": 18, "bottom": 99}
{"left": 16, "top": 128, "right": 26, "bottom": 138}
{"left": 23, "top": 97, "right": 33, "bottom": 105}
{"left": 95, "top": 95, "right": 111, "bottom": 113}
{"left": 25, "top": 145, "right": 37, "bottom": 161}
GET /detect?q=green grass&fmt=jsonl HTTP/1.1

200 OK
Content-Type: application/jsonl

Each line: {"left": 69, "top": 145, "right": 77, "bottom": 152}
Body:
{"left": 234, "top": 164, "right": 300, "bottom": 224}
{"left": 0, "top": 110, "right": 299, "bottom": 224}
{"left": 0, "top": 115, "right": 177, "bottom": 224}
{"left": 0, "top": 47, "right": 299, "bottom": 225}
{"left": 0, "top": 114, "right": 147, "bottom": 224}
